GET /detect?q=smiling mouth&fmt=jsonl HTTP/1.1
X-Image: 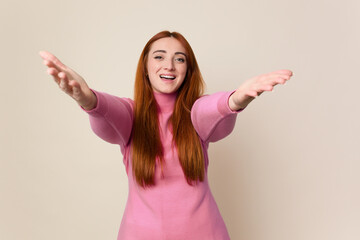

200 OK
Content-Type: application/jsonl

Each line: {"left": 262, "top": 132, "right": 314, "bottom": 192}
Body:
{"left": 160, "top": 75, "right": 176, "bottom": 80}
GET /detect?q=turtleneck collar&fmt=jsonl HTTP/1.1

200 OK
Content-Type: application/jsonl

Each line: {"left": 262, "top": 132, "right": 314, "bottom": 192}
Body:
{"left": 153, "top": 91, "right": 178, "bottom": 113}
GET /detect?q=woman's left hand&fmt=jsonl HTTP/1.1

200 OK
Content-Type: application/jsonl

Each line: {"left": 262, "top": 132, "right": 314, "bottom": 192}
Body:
{"left": 228, "top": 69, "right": 293, "bottom": 111}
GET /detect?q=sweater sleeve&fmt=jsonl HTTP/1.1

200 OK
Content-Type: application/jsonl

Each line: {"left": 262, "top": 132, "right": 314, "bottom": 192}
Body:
{"left": 191, "top": 90, "right": 245, "bottom": 143}
{"left": 80, "top": 89, "right": 134, "bottom": 147}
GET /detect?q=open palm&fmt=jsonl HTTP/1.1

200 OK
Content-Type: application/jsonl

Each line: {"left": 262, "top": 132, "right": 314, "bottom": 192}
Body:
{"left": 39, "top": 51, "right": 96, "bottom": 110}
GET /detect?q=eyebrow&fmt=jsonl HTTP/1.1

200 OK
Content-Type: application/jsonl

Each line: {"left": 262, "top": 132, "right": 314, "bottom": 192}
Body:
{"left": 152, "top": 50, "right": 187, "bottom": 57}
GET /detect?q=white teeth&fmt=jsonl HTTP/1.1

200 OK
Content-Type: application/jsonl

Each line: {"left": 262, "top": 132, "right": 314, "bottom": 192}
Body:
{"left": 160, "top": 75, "right": 176, "bottom": 80}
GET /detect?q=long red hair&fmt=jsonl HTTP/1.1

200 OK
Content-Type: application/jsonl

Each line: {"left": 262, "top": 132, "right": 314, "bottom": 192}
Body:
{"left": 132, "top": 31, "right": 205, "bottom": 187}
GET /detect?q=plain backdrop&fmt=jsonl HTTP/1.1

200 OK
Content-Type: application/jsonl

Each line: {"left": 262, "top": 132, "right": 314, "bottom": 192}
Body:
{"left": 1, "top": 0, "right": 359, "bottom": 239}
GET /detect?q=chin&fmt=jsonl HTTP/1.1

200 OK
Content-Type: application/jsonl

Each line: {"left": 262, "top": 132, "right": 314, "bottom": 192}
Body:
{"left": 156, "top": 89, "right": 177, "bottom": 94}
{"left": 153, "top": 86, "right": 180, "bottom": 94}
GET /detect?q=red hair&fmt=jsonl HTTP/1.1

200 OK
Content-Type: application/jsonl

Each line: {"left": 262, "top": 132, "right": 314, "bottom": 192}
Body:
{"left": 132, "top": 31, "right": 205, "bottom": 187}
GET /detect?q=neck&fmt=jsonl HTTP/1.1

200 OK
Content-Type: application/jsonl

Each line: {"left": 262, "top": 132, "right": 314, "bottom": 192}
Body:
{"left": 153, "top": 91, "right": 177, "bottom": 113}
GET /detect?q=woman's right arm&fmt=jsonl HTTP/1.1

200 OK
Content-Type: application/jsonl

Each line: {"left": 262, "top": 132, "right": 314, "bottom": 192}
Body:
{"left": 81, "top": 89, "right": 133, "bottom": 146}
{"left": 39, "top": 51, "right": 133, "bottom": 146}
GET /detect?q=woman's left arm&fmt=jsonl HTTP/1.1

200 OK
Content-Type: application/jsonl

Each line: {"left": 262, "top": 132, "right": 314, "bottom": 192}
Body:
{"left": 228, "top": 69, "right": 293, "bottom": 111}
{"left": 191, "top": 69, "right": 293, "bottom": 143}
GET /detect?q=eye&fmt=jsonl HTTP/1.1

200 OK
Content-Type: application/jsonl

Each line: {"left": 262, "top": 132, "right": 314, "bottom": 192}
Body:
{"left": 154, "top": 56, "right": 163, "bottom": 60}
{"left": 175, "top": 57, "right": 185, "bottom": 63}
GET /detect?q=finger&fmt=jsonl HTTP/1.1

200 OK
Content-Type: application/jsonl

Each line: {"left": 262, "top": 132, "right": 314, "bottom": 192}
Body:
{"left": 263, "top": 73, "right": 291, "bottom": 81}
{"left": 47, "top": 67, "right": 58, "bottom": 76}
{"left": 256, "top": 84, "right": 273, "bottom": 92}
{"left": 41, "top": 56, "right": 75, "bottom": 85}
{"left": 68, "top": 79, "right": 79, "bottom": 87}
{"left": 39, "top": 50, "right": 67, "bottom": 71}
{"left": 260, "top": 76, "right": 288, "bottom": 86}
{"left": 276, "top": 74, "right": 292, "bottom": 84}
{"left": 42, "top": 59, "right": 63, "bottom": 75}
{"left": 47, "top": 67, "right": 61, "bottom": 84}
{"left": 43, "top": 59, "right": 59, "bottom": 70}
{"left": 262, "top": 76, "right": 289, "bottom": 92}
{"left": 253, "top": 79, "right": 277, "bottom": 93}
{"left": 69, "top": 80, "right": 82, "bottom": 97}
{"left": 263, "top": 71, "right": 292, "bottom": 81}
{"left": 271, "top": 76, "right": 288, "bottom": 85}
{"left": 58, "top": 72, "right": 72, "bottom": 93}
{"left": 44, "top": 60, "right": 78, "bottom": 88}
{"left": 272, "top": 69, "right": 293, "bottom": 76}
{"left": 43, "top": 60, "right": 50, "bottom": 66}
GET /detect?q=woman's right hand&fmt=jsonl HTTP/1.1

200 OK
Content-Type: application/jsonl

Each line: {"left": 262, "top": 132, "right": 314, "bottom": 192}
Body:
{"left": 39, "top": 51, "right": 97, "bottom": 110}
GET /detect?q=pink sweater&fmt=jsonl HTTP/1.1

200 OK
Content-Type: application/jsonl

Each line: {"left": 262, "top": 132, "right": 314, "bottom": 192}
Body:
{"left": 82, "top": 89, "right": 244, "bottom": 240}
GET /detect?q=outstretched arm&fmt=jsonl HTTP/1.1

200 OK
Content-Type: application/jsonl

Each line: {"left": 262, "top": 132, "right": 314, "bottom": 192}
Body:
{"left": 191, "top": 69, "right": 294, "bottom": 143}
{"left": 228, "top": 69, "right": 294, "bottom": 111}
{"left": 39, "top": 51, "right": 133, "bottom": 146}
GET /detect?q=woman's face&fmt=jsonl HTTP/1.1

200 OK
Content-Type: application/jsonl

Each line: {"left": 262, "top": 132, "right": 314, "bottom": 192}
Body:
{"left": 146, "top": 37, "right": 188, "bottom": 94}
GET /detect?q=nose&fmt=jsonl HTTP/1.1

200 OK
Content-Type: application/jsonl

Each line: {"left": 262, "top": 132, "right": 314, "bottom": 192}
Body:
{"left": 163, "top": 59, "right": 175, "bottom": 71}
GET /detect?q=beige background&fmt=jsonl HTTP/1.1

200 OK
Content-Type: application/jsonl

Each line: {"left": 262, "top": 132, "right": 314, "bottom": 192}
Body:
{"left": 1, "top": 0, "right": 359, "bottom": 239}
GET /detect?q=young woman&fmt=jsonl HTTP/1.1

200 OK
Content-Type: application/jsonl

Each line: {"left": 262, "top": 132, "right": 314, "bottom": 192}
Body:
{"left": 39, "top": 31, "right": 293, "bottom": 240}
